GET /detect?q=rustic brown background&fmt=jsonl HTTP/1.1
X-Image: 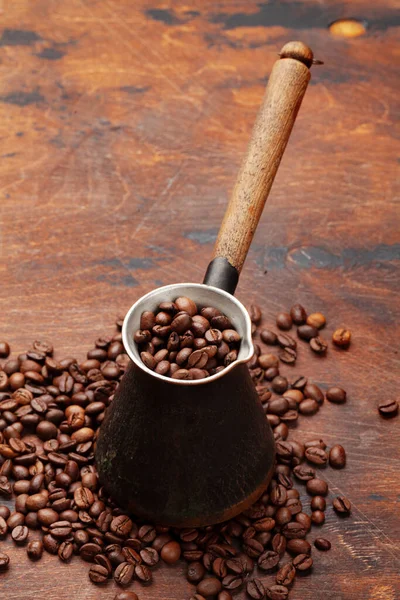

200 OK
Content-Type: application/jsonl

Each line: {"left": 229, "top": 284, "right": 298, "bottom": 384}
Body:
{"left": 0, "top": 1, "right": 399, "bottom": 598}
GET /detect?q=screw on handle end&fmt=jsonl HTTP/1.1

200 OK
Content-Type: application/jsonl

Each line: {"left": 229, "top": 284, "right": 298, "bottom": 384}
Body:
{"left": 278, "top": 41, "right": 323, "bottom": 68}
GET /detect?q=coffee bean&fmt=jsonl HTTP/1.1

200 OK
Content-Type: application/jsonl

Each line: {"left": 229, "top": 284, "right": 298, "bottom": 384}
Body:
{"left": 304, "top": 438, "right": 326, "bottom": 449}
{"left": 306, "top": 478, "right": 328, "bottom": 496}
{"left": 276, "top": 562, "right": 296, "bottom": 586}
{"left": 246, "top": 578, "right": 265, "bottom": 600}
{"left": 282, "top": 522, "right": 306, "bottom": 540}
{"left": 311, "top": 496, "right": 326, "bottom": 511}
{"left": 332, "top": 496, "right": 351, "bottom": 515}
{"left": 306, "top": 313, "right": 326, "bottom": 329}
{"left": 135, "top": 563, "right": 152, "bottom": 582}
{"left": 221, "top": 573, "right": 242, "bottom": 590}
{"left": 58, "top": 540, "right": 74, "bottom": 561}
{"left": 297, "top": 324, "right": 318, "bottom": 341}
{"left": 293, "top": 465, "right": 315, "bottom": 481}
{"left": 332, "top": 328, "right": 351, "bottom": 348}
{"left": 265, "top": 584, "right": 289, "bottom": 600}
{"left": 292, "top": 553, "right": 313, "bottom": 571}
{"left": 271, "top": 376, "right": 288, "bottom": 394}
{"left": 311, "top": 510, "right": 325, "bottom": 525}
{"left": 140, "top": 547, "right": 159, "bottom": 566}
{"left": 218, "top": 592, "right": 233, "bottom": 600}
{"left": 290, "top": 304, "right": 307, "bottom": 325}
{"left": 309, "top": 336, "right": 327, "bottom": 354}
{"left": 114, "top": 593, "right": 139, "bottom": 600}
{"left": 299, "top": 399, "right": 319, "bottom": 415}
{"left": 89, "top": 563, "right": 109, "bottom": 584}
{"left": 0, "top": 516, "right": 8, "bottom": 536}
{"left": 197, "top": 577, "right": 223, "bottom": 596}
{"left": 258, "top": 550, "right": 280, "bottom": 570}
{"left": 276, "top": 313, "right": 292, "bottom": 331}
{"left": 378, "top": 399, "right": 398, "bottom": 418}
{"left": 286, "top": 539, "right": 311, "bottom": 555}
{"left": 314, "top": 537, "right": 331, "bottom": 551}
{"left": 74, "top": 486, "right": 94, "bottom": 509}
{"left": 0, "top": 552, "right": 10, "bottom": 571}
{"left": 260, "top": 330, "right": 277, "bottom": 345}
{"left": 27, "top": 540, "right": 43, "bottom": 560}
{"left": 271, "top": 533, "right": 286, "bottom": 555}
{"left": 305, "top": 447, "right": 328, "bottom": 465}
{"left": 11, "top": 524, "right": 29, "bottom": 543}
{"left": 248, "top": 305, "right": 262, "bottom": 324}
{"left": 329, "top": 444, "right": 346, "bottom": 468}
{"left": 187, "top": 561, "right": 206, "bottom": 583}
{"left": 161, "top": 540, "right": 181, "bottom": 564}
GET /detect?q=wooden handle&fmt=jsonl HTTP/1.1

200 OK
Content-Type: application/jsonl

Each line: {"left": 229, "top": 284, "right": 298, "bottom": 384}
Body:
{"left": 211, "top": 42, "right": 313, "bottom": 275}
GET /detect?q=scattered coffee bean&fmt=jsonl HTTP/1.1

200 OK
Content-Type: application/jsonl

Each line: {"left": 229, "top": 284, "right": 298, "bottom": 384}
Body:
{"left": 306, "top": 313, "right": 326, "bottom": 329}
{"left": 276, "top": 313, "right": 292, "bottom": 331}
{"left": 197, "top": 577, "right": 223, "bottom": 596}
{"left": 297, "top": 325, "right": 319, "bottom": 341}
{"left": 89, "top": 564, "right": 109, "bottom": 584}
{"left": 309, "top": 337, "right": 328, "bottom": 354}
{"left": 114, "top": 593, "right": 139, "bottom": 600}
{"left": 332, "top": 328, "right": 351, "bottom": 348}
{"left": 260, "top": 330, "right": 277, "bottom": 345}
{"left": 329, "top": 445, "right": 346, "bottom": 468}
{"left": 306, "top": 479, "right": 328, "bottom": 496}
{"left": 332, "top": 496, "right": 351, "bottom": 515}
{"left": 266, "top": 584, "right": 289, "bottom": 599}
{"left": 311, "top": 496, "right": 326, "bottom": 511}
{"left": 311, "top": 511, "right": 325, "bottom": 525}
{"left": 161, "top": 540, "right": 181, "bottom": 564}
{"left": 326, "top": 387, "right": 347, "bottom": 404}
{"left": 378, "top": 399, "right": 398, "bottom": 418}
{"left": 292, "top": 554, "right": 313, "bottom": 571}
{"left": 290, "top": 304, "right": 307, "bottom": 325}
{"left": 0, "top": 552, "right": 10, "bottom": 571}
{"left": 314, "top": 537, "right": 331, "bottom": 551}
{"left": 305, "top": 447, "right": 328, "bottom": 465}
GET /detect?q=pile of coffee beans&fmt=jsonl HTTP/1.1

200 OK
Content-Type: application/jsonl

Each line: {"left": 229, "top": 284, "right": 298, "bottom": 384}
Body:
{"left": 0, "top": 301, "right": 394, "bottom": 599}
{"left": 134, "top": 297, "right": 241, "bottom": 380}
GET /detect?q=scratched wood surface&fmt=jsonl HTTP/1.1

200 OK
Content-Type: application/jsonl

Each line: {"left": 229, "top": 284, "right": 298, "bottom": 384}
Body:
{"left": 0, "top": 1, "right": 399, "bottom": 599}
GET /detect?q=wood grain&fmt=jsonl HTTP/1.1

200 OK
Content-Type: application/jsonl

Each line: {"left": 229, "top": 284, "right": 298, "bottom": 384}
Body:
{"left": 213, "top": 48, "right": 311, "bottom": 273}
{"left": 0, "top": 0, "right": 399, "bottom": 599}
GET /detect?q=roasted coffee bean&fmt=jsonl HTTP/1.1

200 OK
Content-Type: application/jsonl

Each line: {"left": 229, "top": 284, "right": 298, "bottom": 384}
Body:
{"left": 297, "top": 324, "right": 318, "bottom": 341}
{"left": 260, "top": 330, "right": 277, "bottom": 345}
{"left": 258, "top": 550, "right": 280, "bottom": 570}
{"left": 326, "top": 386, "right": 346, "bottom": 404}
{"left": 113, "top": 593, "right": 139, "bottom": 600}
{"left": 329, "top": 444, "right": 346, "bottom": 468}
{"left": 276, "top": 313, "right": 292, "bottom": 331}
{"left": 58, "top": 540, "right": 74, "bottom": 561}
{"left": 161, "top": 540, "right": 181, "bottom": 564}
{"left": 305, "top": 447, "right": 328, "bottom": 465}
{"left": 269, "top": 398, "right": 289, "bottom": 416}
{"left": 332, "top": 328, "right": 351, "bottom": 348}
{"left": 314, "top": 537, "right": 331, "bottom": 551}
{"left": 276, "top": 562, "right": 296, "bottom": 586}
{"left": 282, "top": 522, "right": 306, "bottom": 540}
{"left": 0, "top": 552, "right": 10, "bottom": 571}
{"left": 306, "top": 479, "right": 328, "bottom": 496}
{"left": 290, "top": 304, "right": 307, "bottom": 325}
{"left": 0, "top": 515, "right": 8, "bottom": 536}
{"left": 272, "top": 533, "right": 286, "bottom": 556}
{"left": 135, "top": 563, "right": 152, "bottom": 582}
{"left": 27, "top": 540, "right": 43, "bottom": 560}
{"left": 378, "top": 399, "right": 399, "bottom": 418}
{"left": 197, "top": 577, "right": 223, "bottom": 596}
{"left": 140, "top": 547, "right": 159, "bottom": 566}
{"left": 187, "top": 561, "right": 206, "bottom": 583}
{"left": 332, "top": 496, "right": 351, "bottom": 515}
{"left": 286, "top": 539, "right": 311, "bottom": 555}
{"left": 293, "top": 553, "right": 313, "bottom": 571}
{"left": 271, "top": 376, "right": 288, "bottom": 394}
{"left": 246, "top": 578, "right": 265, "bottom": 600}
{"left": 311, "top": 496, "right": 326, "bottom": 511}
{"left": 278, "top": 347, "right": 297, "bottom": 364}
{"left": 295, "top": 512, "right": 311, "bottom": 532}
{"left": 304, "top": 438, "right": 326, "bottom": 450}
{"left": 259, "top": 354, "right": 279, "bottom": 369}
{"left": 310, "top": 336, "right": 328, "bottom": 354}
{"left": 248, "top": 305, "right": 262, "bottom": 324}
{"left": 299, "top": 399, "right": 319, "bottom": 415}
{"left": 221, "top": 573, "right": 242, "bottom": 590}
{"left": 89, "top": 563, "right": 109, "bottom": 584}
{"left": 11, "top": 524, "right": 29, "bottom": 543}
{"left": 265, "top": 585, "right": 289, "bottom": 600}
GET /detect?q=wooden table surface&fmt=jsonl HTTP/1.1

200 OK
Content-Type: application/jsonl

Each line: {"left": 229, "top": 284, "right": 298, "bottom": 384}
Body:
{"left": 0, "top": 1, "right": 399, "bottom": 598}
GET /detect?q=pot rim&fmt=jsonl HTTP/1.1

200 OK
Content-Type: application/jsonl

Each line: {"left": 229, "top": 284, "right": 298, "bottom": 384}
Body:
{"left": 122, "top": 282, "right": 254, "bottom": 386}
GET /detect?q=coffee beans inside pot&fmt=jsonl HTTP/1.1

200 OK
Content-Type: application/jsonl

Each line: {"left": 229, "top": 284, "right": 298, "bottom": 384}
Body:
{"left": 134, "top": 297, "right": 241, "bottom": 380}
